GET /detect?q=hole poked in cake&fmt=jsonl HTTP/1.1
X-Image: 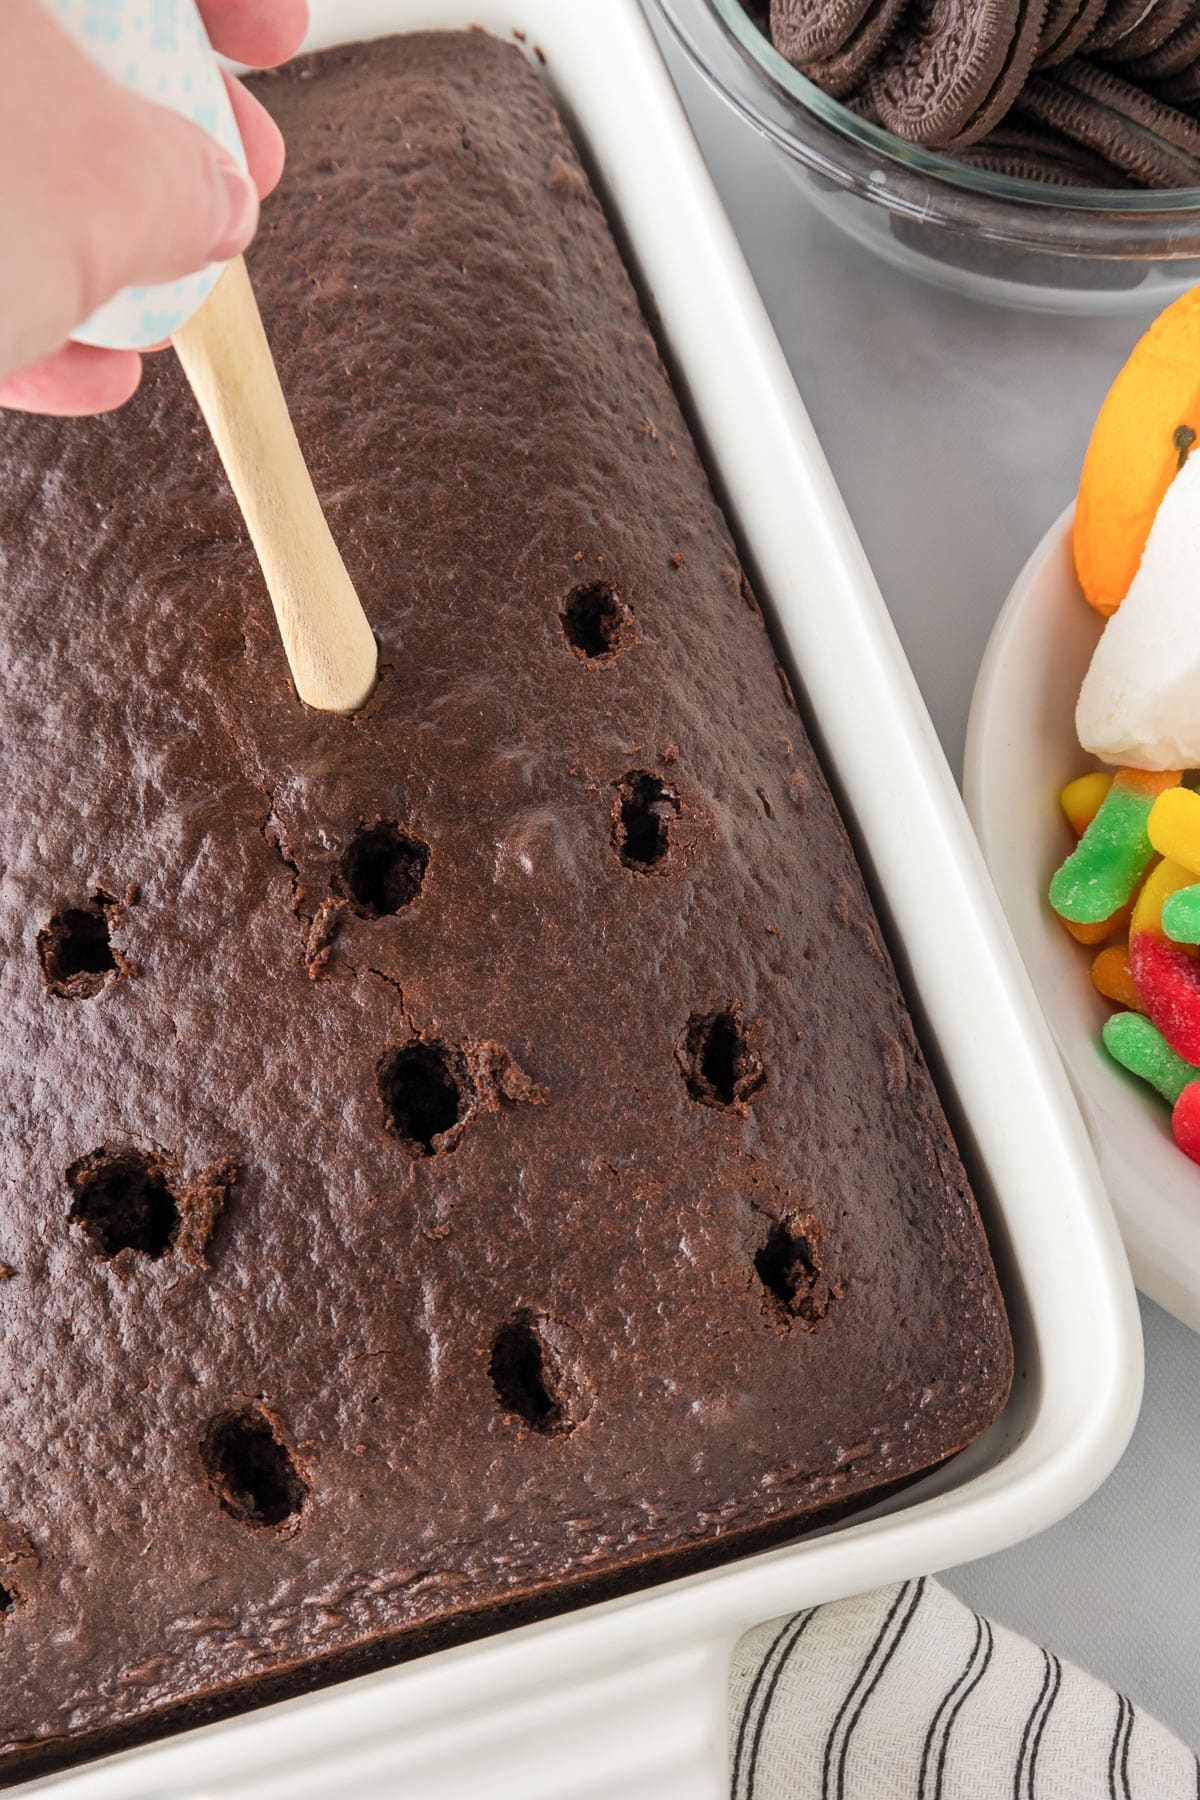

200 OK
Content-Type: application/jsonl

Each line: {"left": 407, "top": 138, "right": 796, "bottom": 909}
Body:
{"left": 201, "top": 1406, "right": 308, "bottom": 1530}
{"left": 37, "top": 895, "right": 123, "bottom": 999}
{"left": 755, "top": 1220, "right": 816, "bottom": 1314}
{"left": 561, "top": 582, "right": 633, "bottom": 660}
{"left": 489, "top": 1311, "right": 590, "bottom": 1437}
{"left": 377, "top": 1037, "right": 545, "bottom": 1157}
{"left": 66, "top": 1147, "right": 234, "bottom": 1266}
{"left": 613, "top": 771, "right": 680, "bottom": 871}
{"left": 754, "top": 1217, "right": 837, "bottom": 1328}
{"left": 337, "top": 821, "right": 429, "bottom": 918}
{"left": 678, "top": 1004, "right": 764, "bottom": 1110}
{"left": 0, "top": 1568, "right": 28, "bottom": 1623}
{"left": 0, "top": 1523, "right": 37, "bottom": 1616}
{"left": 66, "top": 1147, "right": 181, "bottom": 1260}
{"left": 377, "top": 1039, "right": 472, "bottom": 1156}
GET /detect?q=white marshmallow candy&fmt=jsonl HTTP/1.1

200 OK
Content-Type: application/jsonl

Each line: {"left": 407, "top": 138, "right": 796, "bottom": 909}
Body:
{"left": 1077, "top": 446, "right": 1200, "bottom": 772}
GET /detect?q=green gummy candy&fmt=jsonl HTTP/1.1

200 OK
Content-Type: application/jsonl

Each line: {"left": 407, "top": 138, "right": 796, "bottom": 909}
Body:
{"left": 1102, "top": 1011, "right": 1197, "bottom": 1106}
{"left": 1049, "top": 780, "right": 1156, "bottom": 924}
{"left": 1162, "top": 883, "right": 1200, "bottom": 945}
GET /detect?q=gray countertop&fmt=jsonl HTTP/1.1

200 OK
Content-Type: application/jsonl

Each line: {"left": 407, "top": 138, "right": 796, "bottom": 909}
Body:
{"left": 650, "top": 15, "right": 1200, "bottom": 1752}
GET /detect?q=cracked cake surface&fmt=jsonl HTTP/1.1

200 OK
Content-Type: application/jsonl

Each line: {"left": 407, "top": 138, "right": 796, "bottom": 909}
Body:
{"left": 0, "top": 30, "right": 1011, "bottom": 1780}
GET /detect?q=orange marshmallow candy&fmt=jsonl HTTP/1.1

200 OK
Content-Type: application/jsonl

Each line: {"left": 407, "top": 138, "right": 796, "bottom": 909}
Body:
{"left": 1074, "top": 286, "right": 1200, "bottom": 617}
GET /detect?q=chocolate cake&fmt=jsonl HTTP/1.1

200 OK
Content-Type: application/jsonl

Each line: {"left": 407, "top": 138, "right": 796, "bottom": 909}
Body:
{"left": 0, "top": 31, "right": 1011, "bottom": 1780}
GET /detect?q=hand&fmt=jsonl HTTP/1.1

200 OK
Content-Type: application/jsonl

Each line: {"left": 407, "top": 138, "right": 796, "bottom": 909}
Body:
{"left": 0, "top": 0, "right": 308, "bottom": 417}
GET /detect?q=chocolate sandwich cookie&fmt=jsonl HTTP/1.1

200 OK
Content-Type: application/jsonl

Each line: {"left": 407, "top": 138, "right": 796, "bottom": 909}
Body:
{"left": 869, "top": 0, "right": 1051, "bottom": 147}
{"left": 799, "top": 0, "right": 909, "bottom": 97}
{"left": 1040, "top": 0, "right": 1086, "bottom": 49}
{"left": 1022, "top": 60, "right": 1200, "bottom": 179}
{"left": 959, "top": 139, "right": 1114, "bottom": 176}
{"left": 1121, "top": 6, "right": 1200, "bottom": 77}
{"left": 975, "top": 107, "right": 1134, "bottom": 174}
{"left": 762, "top": 0, "right": 1200, "bottom": 183}
{"left": 1155, "top": 55, "right": 1200, "bottom": 99}
{"left": 1062, "top": 54, "right": 1200, "bottom": 149}
{"left": 770, "top": 0, "right": 879, "bottom": 61}
{"left": 1101, "top": 0, "right": 1194, "bottom": 60}
{"left": 844, "top": 85, "right": 885, "bottom": 118}
{"left": 1037, "top": 0, "right": 1109, "bottom": 67}
{"left": 1085, "top": 0, "right": 1168, "bottom": 52}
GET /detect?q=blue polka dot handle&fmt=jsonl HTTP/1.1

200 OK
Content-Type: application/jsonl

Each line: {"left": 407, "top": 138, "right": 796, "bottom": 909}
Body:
{"left": 56, "top": 0, "right": 247, "bottom": 350}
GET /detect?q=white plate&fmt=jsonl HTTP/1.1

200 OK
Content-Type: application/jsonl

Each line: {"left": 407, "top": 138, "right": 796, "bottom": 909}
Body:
{"left": 967, "top": 506, "right": 1200, "bottom": 1334}
{"left": 31, "top": 6, "right": 1142, "bottom": 1796}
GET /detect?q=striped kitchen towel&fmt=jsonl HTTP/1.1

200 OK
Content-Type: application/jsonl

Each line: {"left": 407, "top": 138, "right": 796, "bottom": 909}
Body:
{"left": 729, "top": 1578, "right": 1198, "bottom": 1798}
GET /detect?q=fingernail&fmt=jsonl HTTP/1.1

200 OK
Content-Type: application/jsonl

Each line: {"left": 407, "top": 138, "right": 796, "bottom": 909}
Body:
{"left": 210, "top": 165, "right": 259, "bottom": 262}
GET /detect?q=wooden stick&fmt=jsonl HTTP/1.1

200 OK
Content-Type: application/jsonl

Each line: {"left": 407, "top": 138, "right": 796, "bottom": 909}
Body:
{"left": 172, "top": 256, "right": 377, "bottom": 715}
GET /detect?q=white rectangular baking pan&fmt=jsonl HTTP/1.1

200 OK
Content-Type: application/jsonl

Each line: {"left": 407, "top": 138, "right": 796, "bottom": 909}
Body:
{"left": 29, "top": 2, "right": 1142, "bottom": 1795}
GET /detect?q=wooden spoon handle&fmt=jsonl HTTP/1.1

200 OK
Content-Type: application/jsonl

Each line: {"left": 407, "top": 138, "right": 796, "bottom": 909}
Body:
{"left": 172, "top": 256, "right": 378, "bottom": 714}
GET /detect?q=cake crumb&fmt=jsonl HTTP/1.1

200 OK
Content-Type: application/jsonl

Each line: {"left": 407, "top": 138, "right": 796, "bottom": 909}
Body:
{"left": 468, "top": 1042, "right": 548, "bottom": 1117}
{"left": 787, "top": 768, "right": 811, "bottom": 811}
{"left": 0, "top": 1523, "right": 38, "bottom": 1600}
{"left": 304, "top": 898, "right": 347, "bottom": 980}
{"left": 859, "top": 917, "right": 886, "bottom": 963}
{"left": 175, "top": 1159, "right": 240, "bottom": 1267}
{"left": 548, "top": 153, "right": 588, "bottom": 199}
{"left": 876, "top": 1027, "right": 909, "bottom": 1098}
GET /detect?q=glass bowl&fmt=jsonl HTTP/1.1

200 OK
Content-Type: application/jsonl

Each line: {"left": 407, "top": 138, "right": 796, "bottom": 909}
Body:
{"left": 649, "top": 0, "right": 1200, "bottom": 313}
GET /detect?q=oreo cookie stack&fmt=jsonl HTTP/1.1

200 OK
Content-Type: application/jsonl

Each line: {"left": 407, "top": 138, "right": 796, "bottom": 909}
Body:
{"left": 763, "top": 0, "right": 1200, "bottom": 186}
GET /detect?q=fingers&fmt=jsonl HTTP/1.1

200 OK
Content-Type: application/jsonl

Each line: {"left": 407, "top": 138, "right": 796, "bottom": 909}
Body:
{"left": 88, "top": 99, "right": 260, "bottom": 295}
{"left": 0, "top": 0, "right": 303, "bottom": 415}
{"left": 0, "top": 0, "right": 260, "bottom": 381}
{"left": 224, "top": 71, "right": 287, "bottom": 198}
{"left": 0, "top": 344, "right": 142, "bottom": 417}
{"left": 197, "top": 0, "right": 309, "bottom": 67}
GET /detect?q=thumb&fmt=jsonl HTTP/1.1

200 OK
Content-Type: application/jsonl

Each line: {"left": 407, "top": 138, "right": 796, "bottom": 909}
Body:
{"left": 86, "top": 92, "right": 260, "bottom": 299}
{"left": 0, "top": 0, "right": 258, "bottom": 379}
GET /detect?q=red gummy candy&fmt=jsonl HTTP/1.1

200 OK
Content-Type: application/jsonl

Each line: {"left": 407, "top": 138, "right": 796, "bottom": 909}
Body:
{"left": 1172, "top": 1081, "right": 1200, "bottom": 1165}
{"left": 1130, "top": 933, "right": 1200, "bottom": 1066}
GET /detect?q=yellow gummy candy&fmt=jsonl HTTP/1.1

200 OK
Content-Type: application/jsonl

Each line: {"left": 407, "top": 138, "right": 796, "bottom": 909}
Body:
{"left": 1132, "top": 858, "right": 1194, "bottom": 937}
{"left": 1148, "top": 788, "right": 1200, "bottom": 878}
{"left": 1060, "top": 772, "right": 1113, "bottom": 838}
